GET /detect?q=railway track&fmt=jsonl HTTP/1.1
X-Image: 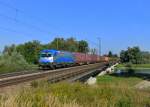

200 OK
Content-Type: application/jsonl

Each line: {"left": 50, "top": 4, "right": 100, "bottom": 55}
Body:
{"left": 0, "top": 70, "right": 41, "bottom": 79}
{"left": 0, "top": 64, "right": 89, "bottom": 79}
{"left": 0, "top": 62, "right": 108, "bottom": 87}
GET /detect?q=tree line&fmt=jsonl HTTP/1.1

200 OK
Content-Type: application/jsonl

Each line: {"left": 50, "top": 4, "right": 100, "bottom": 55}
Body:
{"left": 120, "top": 46, "right": 150, "bottom": 64}
{"left": 2, "top": 37, "right": 89, "bottom": 64}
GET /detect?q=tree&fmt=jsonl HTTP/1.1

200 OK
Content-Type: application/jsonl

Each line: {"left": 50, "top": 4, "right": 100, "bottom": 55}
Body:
{"left": 120, "top": 50, "right": 129, "bottom": 63}
{"left": 108, "top": 51, "right": 113, "bottom": 57}
{"left": 65, "top": 37, "right": 78, "bottom": 52}
{"left": 78, "top": 40, "right": 89, "bottom": 53}
{"left": 16, "top": 40, "right": 42, "bottom": 64}
{"left": 127, "top": 47, "right": 141, "bottom": 64}
{"left": 120, "top": 46, "right": 142, "bottom": 64}
{"left": 141, "top": 51, "right": 150, "bottom": 64}
{"left": 48, "top": 38, "right": 66, "bottom": 50}
{"left": 3, "top": 44, "right": 16, "bottom": 55}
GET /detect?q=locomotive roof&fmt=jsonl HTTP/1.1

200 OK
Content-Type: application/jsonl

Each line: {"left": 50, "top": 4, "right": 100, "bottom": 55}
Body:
{"left": 40, "top": 49, "right": 71, "bottom": 54}
{"left": 41, "top": 49, "right": 58, "bottom": 53}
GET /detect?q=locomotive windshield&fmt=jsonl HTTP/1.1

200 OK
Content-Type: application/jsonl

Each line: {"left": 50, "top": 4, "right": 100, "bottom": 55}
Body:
{"left": 41, "top": 53, "right": 52, "bottom": 57}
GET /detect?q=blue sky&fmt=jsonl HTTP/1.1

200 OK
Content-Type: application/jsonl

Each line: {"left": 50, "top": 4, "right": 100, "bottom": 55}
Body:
{"left": 0, "top": 0, "right": 150, "bottom": 54}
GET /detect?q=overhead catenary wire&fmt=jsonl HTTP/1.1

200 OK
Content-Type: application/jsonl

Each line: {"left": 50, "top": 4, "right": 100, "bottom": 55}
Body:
{"left": 0, "top": 0, "right": 18, "bottom": 10}
{"left": 0, "top": 0, "right": 62, "bottom": 33}
{"left": 0, "top": 13, "right": 52, "bottom": 40}
{"left": 0, "top": 12, "right": 53, "bottom": 35}
{"left": 0, "top": 26, "right": 37, "bottom": 39}
{"left": 0, "top": 0, "right": 63, "bottom": 41}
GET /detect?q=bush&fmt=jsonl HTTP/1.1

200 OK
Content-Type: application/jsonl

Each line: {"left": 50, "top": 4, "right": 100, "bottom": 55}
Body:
{"left": 0, "top": 50, "right": 32, "bottom": 73}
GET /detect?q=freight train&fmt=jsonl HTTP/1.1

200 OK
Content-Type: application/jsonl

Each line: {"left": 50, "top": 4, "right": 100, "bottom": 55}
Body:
{"left": 39, "top": 49, "right": 109, "bottom": 69}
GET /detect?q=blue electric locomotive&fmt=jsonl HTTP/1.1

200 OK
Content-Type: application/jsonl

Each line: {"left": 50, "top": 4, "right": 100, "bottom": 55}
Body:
{"left": 39, "top": 49, "right": 75, "bottom": 69}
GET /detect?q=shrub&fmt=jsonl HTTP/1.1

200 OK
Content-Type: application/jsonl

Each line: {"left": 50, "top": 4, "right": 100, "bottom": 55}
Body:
{"left": 0, "top": 50, "right": 32, "bottom": 73}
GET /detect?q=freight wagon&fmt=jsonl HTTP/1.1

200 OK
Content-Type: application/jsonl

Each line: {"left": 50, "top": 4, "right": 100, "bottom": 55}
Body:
{"left": 39, "top": 49, "right": 108, "bottom": 69}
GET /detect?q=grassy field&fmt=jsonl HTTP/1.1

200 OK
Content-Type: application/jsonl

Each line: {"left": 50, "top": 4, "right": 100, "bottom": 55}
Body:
{"left": 0, "top": 75, "right": 149, "bottom": 107}
{"left": 116, "top": 64, "right": 150, "bottom": 70}
{"left": 97, "top": 75, "right": 142, "bottom": 86}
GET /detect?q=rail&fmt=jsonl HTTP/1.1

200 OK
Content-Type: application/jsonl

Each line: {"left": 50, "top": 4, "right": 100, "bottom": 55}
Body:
{"left": 0, "top": 62, "right": 109, "bottom": 87}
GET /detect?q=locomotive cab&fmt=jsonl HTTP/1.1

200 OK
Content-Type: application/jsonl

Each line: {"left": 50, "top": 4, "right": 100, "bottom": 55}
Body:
{"left": 39, "top": 53, "right": 53, "bottom": 62}
{"left": 39, "top": 52, "right": 54, "bottom": 69}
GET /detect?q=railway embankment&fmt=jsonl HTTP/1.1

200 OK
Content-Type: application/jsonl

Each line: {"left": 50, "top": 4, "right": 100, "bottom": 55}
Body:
{"left": 86, "top": 63, "right": 118, "bottom": 85}
{"left": 0, "top": 63, "right": 108, "bottom": 88}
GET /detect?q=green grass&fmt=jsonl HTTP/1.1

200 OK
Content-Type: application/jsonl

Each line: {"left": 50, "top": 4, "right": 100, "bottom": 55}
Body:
{"left": 0, "top": 79, "right": 150, "bottom": 107}
{"left": 97, "top": 75, "right": 142, "bottom": 87}
{"left": 116, "top": 64, "right": 150, "bottom": 70}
